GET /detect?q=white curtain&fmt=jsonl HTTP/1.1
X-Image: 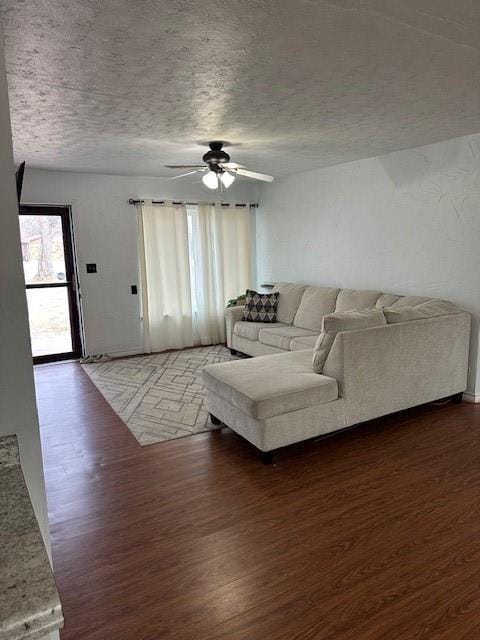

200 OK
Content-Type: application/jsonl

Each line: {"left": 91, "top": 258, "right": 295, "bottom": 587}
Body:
{"left": 138, "top": 200, "right": 251, "bottom": 352}
{"left": 137, "top": 200, "right": 194, "bottom": 352}
{"left": 188, "top": 203, "right": 251, "bottom": 345}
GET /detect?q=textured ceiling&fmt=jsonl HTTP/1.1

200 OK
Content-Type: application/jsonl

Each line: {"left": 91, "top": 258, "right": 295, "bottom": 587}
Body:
{"left": 1, "top": 0, "right": 480, "bottom": 177}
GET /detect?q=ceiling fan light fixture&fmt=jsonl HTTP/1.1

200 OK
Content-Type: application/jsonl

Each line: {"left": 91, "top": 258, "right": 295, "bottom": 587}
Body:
{"left": 202, "top": 170, "right": 219, "bottom": 189}
{"left": 167, "top": 142, "right": 274, "bottom": 186}
{"left": 220, "top": 170, "right": 235, "bottom": 188}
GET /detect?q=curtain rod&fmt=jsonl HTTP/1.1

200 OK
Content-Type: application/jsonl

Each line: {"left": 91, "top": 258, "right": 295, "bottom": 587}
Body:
{"left": 128, "top": 198, "right": 258, "bottom": 208}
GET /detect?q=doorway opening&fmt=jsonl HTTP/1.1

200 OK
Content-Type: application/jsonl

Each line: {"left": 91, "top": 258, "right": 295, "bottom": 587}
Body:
{"left": 19, "top": 205, "right": 83, "bottom": 364}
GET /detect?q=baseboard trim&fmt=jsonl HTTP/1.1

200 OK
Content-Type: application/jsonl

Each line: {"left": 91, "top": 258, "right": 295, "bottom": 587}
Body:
{"left": 462, "top": 392, "right": 480, "bottom": 404}
{"left": 107, "top": 348, "right": 144, "bottom": 358}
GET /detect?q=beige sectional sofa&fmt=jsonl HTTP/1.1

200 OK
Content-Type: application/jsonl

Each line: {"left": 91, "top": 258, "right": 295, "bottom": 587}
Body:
{"left": 203, "top": 283, "right": 471, "bottom": 462}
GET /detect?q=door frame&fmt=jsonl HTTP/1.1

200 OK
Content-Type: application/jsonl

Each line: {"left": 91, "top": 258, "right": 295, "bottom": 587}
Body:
{"left": 19, "top": 204, "right": 84, "bottom": 364}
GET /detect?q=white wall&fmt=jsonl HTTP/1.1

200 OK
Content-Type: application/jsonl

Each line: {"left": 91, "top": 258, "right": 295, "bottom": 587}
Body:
{"left": 0, "top": 26, "right": 51, "bottom": 548}
{"left": 257, "top": 134, "right": 480, "bottom": 397}
{"left": 22, "top": 170, "right": 257, "bottom": 356}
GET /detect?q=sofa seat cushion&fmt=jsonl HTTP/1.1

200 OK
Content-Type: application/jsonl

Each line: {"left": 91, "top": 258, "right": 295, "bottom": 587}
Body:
{"left": 258, "top": 325, "right": 318, "bottom": 351}
{"left": 203, "top": 350, "right": 338, "bottom": 419}
{"left": 234, "top": 320, "right": 287, "bottom": 342}
{"left": 290, "top": 335, "right": 320, "bottom": 351}
{"left": 335, "top": 288, "right": 382, "bottom": 312}
{"left": 293, "top": 286, "right": 340, "bottom": 331}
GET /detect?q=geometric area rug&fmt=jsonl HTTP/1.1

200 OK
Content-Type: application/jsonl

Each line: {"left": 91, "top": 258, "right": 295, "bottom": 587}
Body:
{"left": 81, "top": 345, "right": 241, "bottom": 446}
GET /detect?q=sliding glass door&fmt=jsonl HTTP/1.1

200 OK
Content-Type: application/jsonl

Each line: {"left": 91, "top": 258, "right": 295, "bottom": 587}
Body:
{"left": 19, "top": 205, "right": 82, "bottom": 363}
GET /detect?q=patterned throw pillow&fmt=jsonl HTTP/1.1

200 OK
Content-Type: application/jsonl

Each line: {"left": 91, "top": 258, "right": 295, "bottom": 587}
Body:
{"left": 242, "top": 290, "right": 279, "bottom": 323}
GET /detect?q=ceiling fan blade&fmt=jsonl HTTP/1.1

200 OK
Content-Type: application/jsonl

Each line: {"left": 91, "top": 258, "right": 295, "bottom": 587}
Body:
{"left": 168, "top": 169, "right": 205, "bottom": 180}
{"left": 165, "top": 164, "right": 206, "bottom": 169}
{"left": 220, "top": 162, "right": 245, "bottom": 169}
{"left": 236, "top": 168, "right": 274, "bottom": 182}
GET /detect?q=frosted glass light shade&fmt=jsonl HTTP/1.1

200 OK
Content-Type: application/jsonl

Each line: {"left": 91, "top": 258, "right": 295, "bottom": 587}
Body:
{"left": 220, "top": 171, "right": 235, "bottom": 188}
{"left": 202, "top": 171, "right": 219, "bottom": 189}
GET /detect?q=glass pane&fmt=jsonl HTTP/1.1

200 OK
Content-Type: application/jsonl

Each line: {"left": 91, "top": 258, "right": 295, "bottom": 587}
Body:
{"left": 26, "top": 288, "right": 73, "bottom": 357}
{"left": 19, "top": 215, "right": 67, "bottom": 284}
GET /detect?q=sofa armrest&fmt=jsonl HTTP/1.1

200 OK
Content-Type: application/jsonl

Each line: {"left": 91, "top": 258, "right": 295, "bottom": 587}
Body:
{"left": 225, "top": 305, "right": 245, "bottom": 348}
{"left": 323, "top": 312, "right": 471, "bottom": 427}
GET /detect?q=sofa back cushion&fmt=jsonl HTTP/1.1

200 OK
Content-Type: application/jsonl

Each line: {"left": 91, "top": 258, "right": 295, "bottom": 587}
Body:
{"left": 312, "top": 308, "right": 386, "bottom": 373}
{"left": 335, "top": 288, "right": 382, "bottom": 312}
{"left": 272, "top": 283, "right": 307, "bottom": 324}
{"left": 293, "top": 286, "right": 340, "bottom": 331}
{"left": 389, "top": 295, "right": 433, "bottom": 308}
{"left": 375, "top": 293, "right": 402, "bottom": 308}
{"left": 383, "top": 300, "right": 462, "bottom": 324}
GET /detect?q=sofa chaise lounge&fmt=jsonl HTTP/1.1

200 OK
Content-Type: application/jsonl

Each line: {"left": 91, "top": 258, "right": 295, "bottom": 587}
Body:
{"left": 202, "top": 283, "right": 470, "bottom": 462}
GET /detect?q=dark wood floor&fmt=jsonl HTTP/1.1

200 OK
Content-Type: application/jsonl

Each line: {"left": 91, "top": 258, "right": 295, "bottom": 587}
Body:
{"left": 35, "top": 362, "right": 480, "bottom": 640}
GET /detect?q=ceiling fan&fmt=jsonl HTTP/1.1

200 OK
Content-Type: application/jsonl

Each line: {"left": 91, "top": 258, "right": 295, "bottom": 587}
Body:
{"left": 165, "top": 141, "right": 274, "bottom": 190}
